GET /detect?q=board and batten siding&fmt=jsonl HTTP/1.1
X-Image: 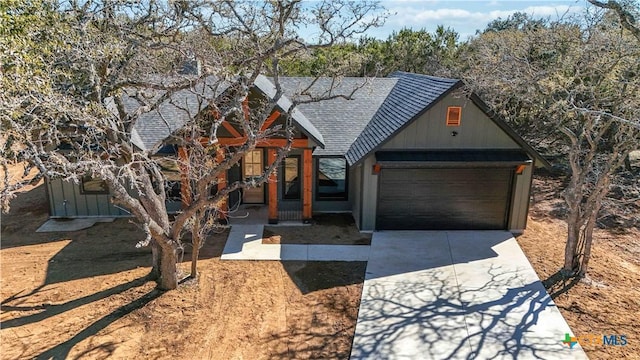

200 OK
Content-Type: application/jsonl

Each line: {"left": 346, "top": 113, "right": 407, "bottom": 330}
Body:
{"left": 47, "top": 178, "right": 182, "bottom": 217}
{"left": 47, "top": 178, "right": 129, "bottom": 217}
{"left": 358, "top": 92, "right": 533, "bottom": 232}
{"left": 360, "top": 155, "right": 378, "bottom": 231}
{"left": 381, "top": 93, "right": 520, "bottom": 150}
{"left": 350, "top": 163, "right": 362, "bottom": 230}
{"left": 508, "top": 164, "right": 533, "bottom": 232}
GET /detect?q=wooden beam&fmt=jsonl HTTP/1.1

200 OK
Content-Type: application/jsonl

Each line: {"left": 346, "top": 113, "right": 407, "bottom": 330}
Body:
{"left": 261, "top": 110, "right": 281, "bottom": 131}
{"left": 216, "top": 137, "right": 309, "bottom": 148}
{"left": 178, "top": 146, "right": 191, "bottom": 207}
{"left": 302, "top": 148, "right": 312, "bottom": 221}
{"left": 260, "top": 138, "right": 309, "bottom": 148}
{"left": 221, "top": 121, "right": 243, "bottom": 138}
{"left": 216, "top": 149, "right": 228, "bottom": 218}
{"left": 214, "top": 137, "right": 246, "bottom": 146}
{"left": 267, "top": 148, "right": 278, "bottom": 224}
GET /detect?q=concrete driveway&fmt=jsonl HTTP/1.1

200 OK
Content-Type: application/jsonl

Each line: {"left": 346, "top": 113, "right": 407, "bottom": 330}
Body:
{"left": 350, "top": 231, "right": 588, "bottom": 360}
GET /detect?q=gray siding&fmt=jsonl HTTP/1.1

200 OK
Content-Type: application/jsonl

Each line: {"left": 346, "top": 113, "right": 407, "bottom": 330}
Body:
{"left": 350, "top": 164, "right": 362, "bottom": 230}
{"left": 360, "top": 156, "right": 378, "bottom": 231}
{"left": 47, "top": 178, "right": 182, "bottom": 218}
{"left": 508, "top": 163, "right": 533, "bottom": 232}
{"left": 47, "top": 178, "right": 129, "bottom": 217}
{"left": 382, "top": 92, "right": 520, "bottom": 151}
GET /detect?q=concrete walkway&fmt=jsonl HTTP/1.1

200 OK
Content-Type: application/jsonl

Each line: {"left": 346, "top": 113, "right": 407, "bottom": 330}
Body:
{"left": 220, "top": 224, "right": 370, "bottom": 261}
{"left": 350, "top": 231, "right": 588, "bottom": 360}
{"left": 36, "top": 217, "right": 116, "bottom": 232}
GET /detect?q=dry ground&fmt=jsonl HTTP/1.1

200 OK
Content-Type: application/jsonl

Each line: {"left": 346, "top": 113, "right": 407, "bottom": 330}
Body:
{"left": 1, "top": 178, "right": 365, "bottom": 359}
{"left": 517, "top": 172, "right": 640, "bottom": 359}
{"left": 262, "top": 214, "right": 371, "bottom": 245}
{"left": 1, "top": 164, "right": 639, "bottom": 359}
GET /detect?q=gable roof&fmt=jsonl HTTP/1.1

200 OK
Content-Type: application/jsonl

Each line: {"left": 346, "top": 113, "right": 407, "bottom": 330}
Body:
{"left": 108, "top": 77, "right": 224, "bottom": 152}
{"left": 276, "top": 77, "right": 397, "bottom": 156}
{"left": 345, "top": 72, "right": 550, "bottom": 168}
{"left": 112, "top": 75, "right": 325, "bottom": 152}
{"left": 114, "top": 72, "right": 549, "bottom": 168}
{"left": 345, "top": 72, "right": 461, "bottom": 165}
{"left": 253, "top": 75, "right": 325, "bottom": 148}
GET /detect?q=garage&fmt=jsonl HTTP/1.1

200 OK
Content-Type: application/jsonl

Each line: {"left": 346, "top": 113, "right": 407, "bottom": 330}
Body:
{"left": 344, "top": 73, "right": 550, "bottom": 232}
{"left": 376, "top": 167, "right": 514, "bottom": 230}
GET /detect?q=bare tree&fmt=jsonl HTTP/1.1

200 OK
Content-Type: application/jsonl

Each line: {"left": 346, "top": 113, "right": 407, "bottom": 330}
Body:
{"left": 462, "top": 11, "right": 640, "bottom": 277}
{"left": 587, "top": 0, "right": 640, "bottom": 41}
{"left": 0, "top": 0, "right": 385, "bottom": 290}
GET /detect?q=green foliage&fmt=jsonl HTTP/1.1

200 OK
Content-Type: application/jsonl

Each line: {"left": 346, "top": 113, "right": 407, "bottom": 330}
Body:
{"left": 364, "top": 26, "right": 460, "bottom": 76}
{"left": 482, "top": 12, "right": 548, "bottom": 33}
{"left": 0, "top": 0, "right": 65, "bottom": 93}
{"left": 277, "top": 43, "right": 362, "bottom": 76}
{"left": 278, "top": 27, "right": 462, "bottom": 77}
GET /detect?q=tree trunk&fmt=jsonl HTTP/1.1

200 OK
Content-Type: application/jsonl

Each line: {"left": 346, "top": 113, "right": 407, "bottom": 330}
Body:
{"left": 191, "top": 234, "right": 200, "bottom": 279}
{"left": 157, "top": 245, "right": 178, "bottom": 290}
{"left": 191, "top": 214, "right": 201, "bottom": 279}
{"left": 579, "top": 216, "right": 597, "bottom": 277}
{"left": 149, "top": 240, "right": 161, "bottom": 280}
{"left": 563, "top": 211, "right": 580, "bottom": 275}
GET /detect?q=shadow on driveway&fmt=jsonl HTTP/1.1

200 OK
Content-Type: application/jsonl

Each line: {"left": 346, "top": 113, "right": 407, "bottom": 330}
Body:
{"left": 351, "top": 231, "right": 588, "bottom": 360}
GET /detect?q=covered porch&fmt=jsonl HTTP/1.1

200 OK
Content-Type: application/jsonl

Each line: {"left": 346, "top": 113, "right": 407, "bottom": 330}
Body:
{"left": 178, "top": 141, "right": 315, "bottom": 225}
{"left": 179, "top": 76, "right": 325, "bottom": 225}
{"left": 226, "top": 145, "right": 314, "bottom": 224}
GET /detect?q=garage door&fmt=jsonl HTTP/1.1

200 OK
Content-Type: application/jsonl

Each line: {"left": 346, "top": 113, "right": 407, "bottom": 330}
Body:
{"left": 377, "top": 168, "right": 513, "bottom": 230}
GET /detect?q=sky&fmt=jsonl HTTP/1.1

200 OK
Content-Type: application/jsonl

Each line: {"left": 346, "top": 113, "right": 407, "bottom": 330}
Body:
{"left": 363, "top": 0, "right": 588, "bottom": 40}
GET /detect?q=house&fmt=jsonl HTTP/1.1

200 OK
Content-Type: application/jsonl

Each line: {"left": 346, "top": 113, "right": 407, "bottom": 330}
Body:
{"left": 45, "top": 72, "right": 549, "bottom": 233}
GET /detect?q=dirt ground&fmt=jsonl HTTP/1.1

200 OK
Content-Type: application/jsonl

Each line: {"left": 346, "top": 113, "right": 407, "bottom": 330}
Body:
{"left": 517, "top": 172, "right": 640, "bottom": 359}
{"left": 2, "top": 164, "right": 639, "bottom": 359}
{"left": 1, "top": 177, "right": 365, "bottom": 359}
{"left": 262, "top": 214, "right": 371, "bottom": 245}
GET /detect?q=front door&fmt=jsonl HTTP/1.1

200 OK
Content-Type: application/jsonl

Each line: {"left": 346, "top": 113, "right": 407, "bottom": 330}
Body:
{"left": 242, "top": 149, "right": 264, "bottom": 204}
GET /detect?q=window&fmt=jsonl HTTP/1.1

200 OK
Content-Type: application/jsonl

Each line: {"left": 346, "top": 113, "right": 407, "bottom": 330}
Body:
{"left": 447, "top": 106, "right": 462, "bottom": 126}
{"left": 316, "top": 158, "right": 347, "bottom": 200}
{"left": 244, "top": 150, "right": 263, "bottom": 177}
{"left": 80, "top": 176, "right": 109, "bottom": 194}
{"left": 283, "top": 156, "right": 300, "bottom": 199}
{"left": 157, "top": 158, "right": 182, "bottom": 202}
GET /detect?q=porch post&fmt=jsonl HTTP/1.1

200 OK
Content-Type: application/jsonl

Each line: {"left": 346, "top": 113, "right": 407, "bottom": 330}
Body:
{"left": 178, "top": 146, "right": 192, "bottom": 207}
{"left": 303, "top": 148, "right": 312, "bottom": 222}
{"left": 267, "top": 148, "right": 278, "bottom": 224}
{"left": 216, "top": 149, "right": 228, "bottom": 221}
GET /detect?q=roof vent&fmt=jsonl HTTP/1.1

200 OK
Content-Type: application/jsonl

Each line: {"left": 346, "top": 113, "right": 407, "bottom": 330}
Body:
{"left": 178, "top": 52, "right": 202, "bottom": 76}
{"left": 447, "top": 106, "right": 461, "bottom": 126}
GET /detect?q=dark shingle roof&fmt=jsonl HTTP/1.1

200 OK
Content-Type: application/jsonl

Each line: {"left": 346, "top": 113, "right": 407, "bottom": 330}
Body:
{"left": 130, "top": 86, "right": 214, "bottom": 151}
{"left": 254, "top": 75, "right": 325, "bottom": 148}
{"left": 113, "top": 75, "right": 325, "bottom": 152}
{"left": 276, "top": 77, "right": 397, "bottom": 156}
{"left": 109, "top": 76, "right": 224, "bottom": 151}
{"left": 112, "top": 72, "right": 548, "bottom": 168}
{"left": 345, "top": 72, "right": 461, "bottom": 165}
